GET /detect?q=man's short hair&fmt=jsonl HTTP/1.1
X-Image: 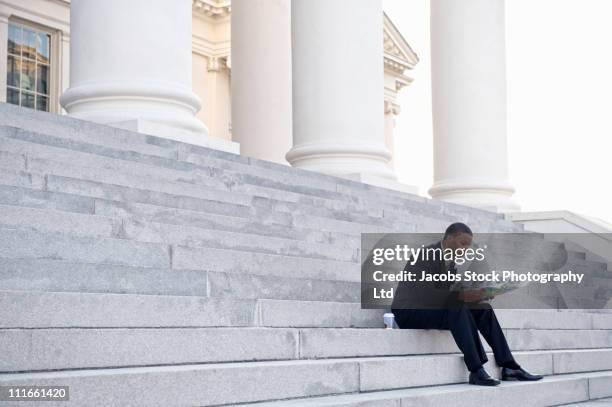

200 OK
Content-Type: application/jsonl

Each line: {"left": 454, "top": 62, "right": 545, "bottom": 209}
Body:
{"left": 443, "top": 222, "right": 473, "bottom": 240}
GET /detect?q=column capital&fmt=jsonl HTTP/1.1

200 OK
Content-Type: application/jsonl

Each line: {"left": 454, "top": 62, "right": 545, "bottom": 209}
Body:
{"left": 384, "top": 100, "right": 401, "bottom": 116}
{"left": 207, "top": 56, "right": 222, "bottom": 72}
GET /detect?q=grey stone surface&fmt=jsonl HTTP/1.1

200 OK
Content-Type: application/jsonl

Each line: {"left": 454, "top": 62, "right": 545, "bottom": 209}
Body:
{"left": 0, "top": 228, "right": 170, "bottom": 269}
{"left": 1, "top": 105, "right": 611, "bottom": 406}
{"left": 5, "top": 320, "right": 608, "bottom": 376}
{"left": 0, "top": 291, "right": 381, "bottom": 328}
{"left": 0, "top": 122, "right": 518, "bottom": 231}
{"left": 0, "top": 167, "right": 44, "bottom": 190}
{"left": 496, "top": 309, "right": 594, "bottom": 330}
{"left": 0, "top": 348, "right": 607, "bottom": 406}
{"left": 246, "top": 373, "right": 603, "bottom": 406}
{"left": 4, "top": 290, "right": 607, "bottom": 331}
{"left": 0, "top": 108, "right": 558, "bottom": 235}
{"left": 207, "top": 271, "right": 361, "bottom": 302}
{"left": 0, "top": 194, "right": 359, "bottom": 262}
{"left": 300, "top": 328, "right": 612, "bottom": 359}
{"left": 256, "top": 299, "right": 383, "bottom": 328}
{"left": 359, "top": 350, "right": 553, "bottom": 392}
{"left": 93, "top": 197, "right": 340, "bottom": 245}
{"left": 588, "top": 373, "right": 612, "bottom": 399}
{"left": 0, "top": 327, "right": 298, "bottom": 371}
{"left": 0, "top": 104, "right": 180, "bottom": 159}
{"left": 299, "top": 328, "right": 462, "bottom": 358}
{"left": 553, "top": 349, "right": 612, "bottom": 374}
{"left": 0, "top": 123, "right": 528, "bottom": 242}
{"left": 0, "top": 258, "right": 360, "bottom": 302}
{"left": 0, "top": 258, "right": 209, "bottom": 297}
{"left": 1, "top": 126, "right": 437, "bottom": 221}
{"left": 359, "top": 354, "right": 468, "bottom": 392}
{"left": 37, "top": 158, "right": 255, "bottom": 207}
{"left": 505, "top": 329, "right": 612, "bottom": 351}
{"left": 0, "top": 290, "right": 256, "bottom": 328}
{"left": 592, "top": 313, "right": 612, "bottom": 329}
{"left": 398, "top": 376, "right": 589, "bottom": 407}
{"left": 0, "top": 106, "right": 432, "bottom": 210}
{"left": 1, "top": 134, "right": 224, "bottom": 188}
{"left": 561, "top": 399, "right": 612, "bottom": 407}
{"left": 46, "top": 174, "right": 254, "bottom": 219}
{"left": 0, "top": 184, "right": 95, "bottom": 214}
{"left": 0, "top": 361, "right": 359, "bottom": 406}
{"left": 0, "top": 149, "right": 25, "bottom": 171}
{"left": 172, "top": 245, "right": 360, "bottom": 282}
{"left": 120, "top": 217, "right": 359, "bottom": 262}
{"left": 0, "top": 204, "right": 117, "bottom": 239}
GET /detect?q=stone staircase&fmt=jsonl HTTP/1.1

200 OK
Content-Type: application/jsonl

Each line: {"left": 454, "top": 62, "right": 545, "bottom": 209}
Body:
{"left": 0, "top": 103, "right": 611, "bottom": 406}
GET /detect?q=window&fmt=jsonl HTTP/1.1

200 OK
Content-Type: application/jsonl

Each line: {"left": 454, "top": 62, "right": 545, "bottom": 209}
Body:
{"left": 7, "top": 21, "right": 51, "bottom": 112}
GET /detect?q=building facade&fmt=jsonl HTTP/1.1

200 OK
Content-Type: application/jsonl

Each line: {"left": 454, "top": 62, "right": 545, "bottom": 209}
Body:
{"left": 0, "top": 0, "right": 417, "bottom": 169}
{"left": 0, "top": 0, "right": 522, "bottom": 212}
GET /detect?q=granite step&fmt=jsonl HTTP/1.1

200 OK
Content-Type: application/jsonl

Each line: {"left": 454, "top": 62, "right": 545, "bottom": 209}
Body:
{"left": 1, "top": 326, "right": 612, "bottom": 373}
{"left": 0, "top": 127, "right": 421, "bottom": 218}
{"left": 0, "top": 137, "right": 395, "bottom": 224}
{"left": 5, "top": 290, "right": 611, "bottom": 330}
{"left": 0, "top": 167, "right": 411, "bottom": 235}
{"left": 0, "top": 181, "right": 513, "bottom": 252}
{"left": 0, "top": 353, "right": 610, "bottom": 406}
{"left": 0, "top": 204, "right": 359, "bottom": 262}
{"left": 296, "top": 328, "right": 612, "bottom": 359}
{"left": 0, "top": 290, "right": 378, "bottom": 329}
{"left": 246, "top": 371, "right": 612, "bottom": 407}
{"left": 0, "top": 258, "right": 361, "bottom": 302}
{"left": 0, "top": 115, "right": 438, "bottom": 214}
{"left": 0, "top": 109, "right": 519, "bottom": 229}
{"left": 561, "top": 397, "right": 612, "bottom": 407}
{"left": 3, "top": 226, "right": 604, "bottom": 287}
{"left": 0, "top": 118, "right": 516, "bottom": 230}
{"left": 2, "top": 290, "right": 612, "bottom": 330}
{"left": 0, "top": 227, "right": 360, "bottom": 282}
{"left": 0, "top": 184, "right": 357, "bottom": 247}
{"left": 0, "top": 130, "right": 520, "bottom": 236}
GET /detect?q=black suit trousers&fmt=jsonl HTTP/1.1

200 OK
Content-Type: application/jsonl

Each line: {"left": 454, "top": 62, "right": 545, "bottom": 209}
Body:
{"left": 392, "top": 304, "right": 516, "bottom": 372}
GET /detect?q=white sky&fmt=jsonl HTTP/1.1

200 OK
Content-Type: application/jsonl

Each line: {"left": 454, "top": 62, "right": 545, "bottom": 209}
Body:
{"left": 383, "top": 0, "right": 612, "bottom": 224}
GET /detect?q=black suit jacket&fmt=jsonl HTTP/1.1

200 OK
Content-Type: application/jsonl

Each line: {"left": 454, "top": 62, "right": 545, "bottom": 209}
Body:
{"left": 391, "top": 241, "right": 460, "bottom": 310}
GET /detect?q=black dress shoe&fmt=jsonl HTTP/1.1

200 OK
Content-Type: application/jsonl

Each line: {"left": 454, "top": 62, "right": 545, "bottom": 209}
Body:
{"left": 501, "top": 367, "right": 543, "bottom": 381}
{"left": 469, "top": 368, "right": 500, "bottom": 386}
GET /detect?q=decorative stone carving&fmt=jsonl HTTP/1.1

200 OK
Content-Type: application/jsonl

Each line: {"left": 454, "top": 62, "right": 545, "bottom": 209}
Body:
{"left": 192, "top": 0, "right": 231, "bottom": 19}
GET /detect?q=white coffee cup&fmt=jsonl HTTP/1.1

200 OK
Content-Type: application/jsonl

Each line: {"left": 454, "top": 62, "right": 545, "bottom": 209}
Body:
{"left": 383, "top": 313, "right": 395, "bottom": 329}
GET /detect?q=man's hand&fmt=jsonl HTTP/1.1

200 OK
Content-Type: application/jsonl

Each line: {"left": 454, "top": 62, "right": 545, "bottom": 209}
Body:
{"left": 458, "top": 289, "right": 492, "bottom": 302}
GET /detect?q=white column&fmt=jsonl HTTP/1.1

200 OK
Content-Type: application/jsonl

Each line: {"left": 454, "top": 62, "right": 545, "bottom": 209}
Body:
{"left": 58, "top": 32, "right": 70, "bottom": 113}
{"left": 287, "top": 0, "right": 393, "bottom": 180}
{"left": 60, "top": 0, "right": 209, "bottom": 146}
{"left": 231, "top": 0, "right": 292, "bottom": 164}
{"left": 0, "top": 11, "right": 10, "bottom": 103}
{"left": 429, "top": 0, "right": 519, "bottom": 212}
{"left": 384, "top": 99, "right": 400, "bottom": 173}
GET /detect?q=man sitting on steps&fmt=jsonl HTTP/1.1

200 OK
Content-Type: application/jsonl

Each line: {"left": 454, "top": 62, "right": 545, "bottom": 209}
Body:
{"left": 391, "top": 222, "right": 543, "bottom": 386}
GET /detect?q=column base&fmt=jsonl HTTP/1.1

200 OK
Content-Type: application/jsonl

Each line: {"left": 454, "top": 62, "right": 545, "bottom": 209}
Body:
{"left": 429, "top": 180, "right": 520, "bottom": 213}
{"left": 286, "top": 141, "right": 395, "bottom": 180}
{"left": 60, "top": 81, "right": 239, "bottom": 153}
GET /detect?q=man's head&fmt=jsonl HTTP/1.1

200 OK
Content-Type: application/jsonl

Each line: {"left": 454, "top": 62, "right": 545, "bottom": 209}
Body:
{"left": 442, "top": 222, "right": 473, "bottom": 250}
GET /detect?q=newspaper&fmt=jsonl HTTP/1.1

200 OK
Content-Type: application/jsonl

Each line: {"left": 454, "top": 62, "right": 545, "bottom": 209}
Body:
{"left": 448, "top": 259, "right": 528, "bottom": 298}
